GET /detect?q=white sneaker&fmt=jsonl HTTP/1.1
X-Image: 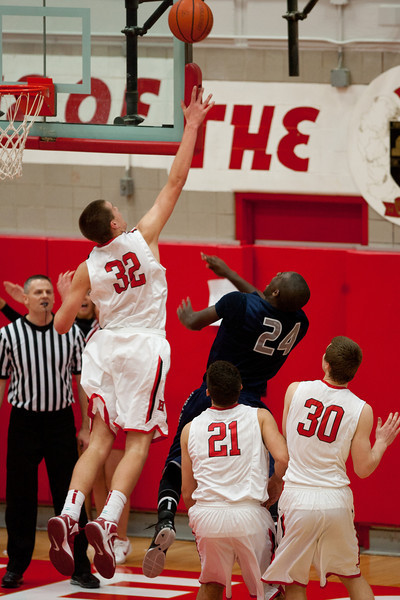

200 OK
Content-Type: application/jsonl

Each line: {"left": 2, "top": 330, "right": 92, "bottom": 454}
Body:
{"left": 114, "top": 537, "right": 132, "bottom": 565}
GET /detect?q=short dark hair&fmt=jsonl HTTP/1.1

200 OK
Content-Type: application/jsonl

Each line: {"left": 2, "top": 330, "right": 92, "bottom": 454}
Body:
{"left": 206, "top": 360, "right": 242, "bottom": 407}
{"left": 325, "top": 336, "right": 362, "bottom": 384}
{"left": 277, "top": 272, "right": 310, "bottom": 312}
{"left": 79, "top": 199, "right": 113, "bottom": 244}
{"left": 24, "top": 274, "right": 52, "bottom": 293}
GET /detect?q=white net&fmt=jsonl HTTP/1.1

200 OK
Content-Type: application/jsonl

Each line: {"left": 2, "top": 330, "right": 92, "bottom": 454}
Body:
{"left": 0, "top": 90, "right": 45, "bottom": 181}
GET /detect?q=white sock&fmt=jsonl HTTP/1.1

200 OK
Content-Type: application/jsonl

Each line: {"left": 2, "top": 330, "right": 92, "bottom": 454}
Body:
{"left": 61, "top": 489, "right": 85, "bottom": 522}
{"left": 99, "top": 490, "right": 127, "bottom": 524}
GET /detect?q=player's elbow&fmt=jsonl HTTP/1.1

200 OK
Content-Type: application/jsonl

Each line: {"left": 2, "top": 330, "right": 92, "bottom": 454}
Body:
{"left": 54, "top": 314, "right": 70, "bottom": 335}
{"left": 171, "top": 172, "right": 188, "bottom": 192}
{"left": 274, "top": 456, "right": 289, "bottom": 479}
{"left": 181, "top": 489, "right": 194, "bottom": 510}
{"left": 353, "top": 462, "right": 374, "bottom": 479}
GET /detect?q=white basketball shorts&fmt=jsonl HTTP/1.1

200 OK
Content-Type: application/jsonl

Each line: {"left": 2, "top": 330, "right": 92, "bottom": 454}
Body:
{"left": 262, "top": 485, "right": 361, "bottom": 588}
{"left": 81, "top": 328, "right": 170, "bottom": 439}
{"left": 190, "top": 502, "right": 280, "bottom": 600}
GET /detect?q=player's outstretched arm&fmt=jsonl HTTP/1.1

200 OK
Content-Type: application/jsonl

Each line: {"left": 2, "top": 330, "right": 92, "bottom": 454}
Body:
{"left": 177, "top": 297, "right": 219, "bottom": 330}
{"left": 54, "top": 262, "right": 91, "bottom": 334}
{"left": 258, "top": 409, "right": 289, "bottom": 508}
{"left": 351, "top": 405, "right": 400, "bottom": 478}
{"left": 137, "top": 86, "right": 214, "bottom": 260}
{"left": 201, "top": 252, "right": 262, "bottom": 296}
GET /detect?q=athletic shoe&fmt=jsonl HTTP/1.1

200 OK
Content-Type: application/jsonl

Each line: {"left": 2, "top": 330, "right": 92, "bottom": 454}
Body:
{"left": 114, "top": 537, "right": 132, "bottom": 565}
{"left": 142, "top": 519, "right": 176, "bottom": 578}
{"left": 85, "top": 518, "right": 117, "bottom": 579}
{"left": 48, "top": 515, "right": 80, "bottom": 576}
{"left": 70, "top": 572, "right": 100, "bottom": 588}
{"left": 1, "top": 571, "right": 23, "bottom": 588}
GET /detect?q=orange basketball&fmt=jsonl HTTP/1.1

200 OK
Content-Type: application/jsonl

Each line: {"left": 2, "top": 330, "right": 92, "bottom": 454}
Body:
{"left": 168, "top": 0, "right": 213, "bottom": 44}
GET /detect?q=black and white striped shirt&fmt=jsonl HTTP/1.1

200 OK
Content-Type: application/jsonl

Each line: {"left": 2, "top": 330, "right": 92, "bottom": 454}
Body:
{"left": 0, "top": 316, "right": 85, "bottom": 412}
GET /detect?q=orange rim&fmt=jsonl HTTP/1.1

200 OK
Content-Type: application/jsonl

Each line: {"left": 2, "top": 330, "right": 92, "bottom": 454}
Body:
{"left": 0, "top": 85, "right": 47, "bottom": 97}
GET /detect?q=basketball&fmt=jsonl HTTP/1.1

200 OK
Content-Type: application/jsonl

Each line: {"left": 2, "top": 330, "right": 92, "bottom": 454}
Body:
{"left": 168, "top": 0, "right": 213, "bottom": 44}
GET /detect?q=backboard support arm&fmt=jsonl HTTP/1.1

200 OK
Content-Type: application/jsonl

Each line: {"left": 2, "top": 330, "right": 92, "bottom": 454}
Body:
{"left": 114, "top": 0, "right": 174, "bottom": 126}
{"left": 283, "top": 0, "right": 320, "bottom": 76}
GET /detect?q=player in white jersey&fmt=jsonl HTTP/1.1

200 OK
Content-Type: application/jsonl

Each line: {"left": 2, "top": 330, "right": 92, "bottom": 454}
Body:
{"left": 262, "top": 336, "right": 400, "bottom": 600}
{"left": 181, "top": 361, "right": 288, "bottom": 600}
{"left": 47, "top": 86, "right": 214, "bottom": 580}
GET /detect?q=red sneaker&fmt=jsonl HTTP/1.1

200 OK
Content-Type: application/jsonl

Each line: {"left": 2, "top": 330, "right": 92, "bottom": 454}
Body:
{"left": 85, "top": 518, "right": 117, "bottom": 579}
{"left": 48, "top": 514, "right": 79, "bottom": 576}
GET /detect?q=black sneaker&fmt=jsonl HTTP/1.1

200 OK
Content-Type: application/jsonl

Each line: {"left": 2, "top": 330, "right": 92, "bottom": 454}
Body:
{"left": 70, "top": 572, "right": 100, "bottom": 588}
{"left": 142, "top": 520, "right": 176, "bottom": 578}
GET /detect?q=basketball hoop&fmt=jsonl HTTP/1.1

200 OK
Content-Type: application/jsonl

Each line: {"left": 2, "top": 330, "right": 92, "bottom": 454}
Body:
{"left": 0, "top": 78, "right": 55, "bottom": 181}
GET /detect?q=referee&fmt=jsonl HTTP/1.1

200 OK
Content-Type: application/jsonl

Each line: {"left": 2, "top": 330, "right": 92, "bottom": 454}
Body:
{"left": 0, "top": 274, "right": 99, "bottom": 590}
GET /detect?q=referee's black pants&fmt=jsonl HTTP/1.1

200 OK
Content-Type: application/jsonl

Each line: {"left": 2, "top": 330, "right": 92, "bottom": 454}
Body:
{"left": 5, "top": 405, "right": 91, "bottom": 576}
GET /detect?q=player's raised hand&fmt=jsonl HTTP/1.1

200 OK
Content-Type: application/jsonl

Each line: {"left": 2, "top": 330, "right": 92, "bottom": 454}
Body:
{"left": 3, "top": 281, "right": 24, "bottom": 303}
{"left": 201, "top": 252, "right": 231, "bottom": 277}
{"left": 57, "top": 270, "right": 75, "bottom": 301}
{"left": 375, "top": 412, "right": 400, "bottom": 447}
{"left": 177, "top": 297, "right": 194, "bottom": 327}
{"left": 181, "top": 86, "right": 214, "bottom": 127}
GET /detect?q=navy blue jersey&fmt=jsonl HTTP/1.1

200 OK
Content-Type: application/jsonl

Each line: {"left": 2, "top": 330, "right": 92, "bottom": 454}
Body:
{"left": 205, "top": 291, "right": 309, "bottom": 395}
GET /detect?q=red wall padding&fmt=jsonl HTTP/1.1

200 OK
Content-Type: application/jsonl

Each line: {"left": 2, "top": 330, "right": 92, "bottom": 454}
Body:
{"left": 0, "top": 236, "right": 398, "bottom": 527}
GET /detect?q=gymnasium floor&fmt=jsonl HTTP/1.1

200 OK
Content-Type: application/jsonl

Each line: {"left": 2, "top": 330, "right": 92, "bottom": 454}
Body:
{"left": 0, "top": 530, "right": 400, "bottom": 599}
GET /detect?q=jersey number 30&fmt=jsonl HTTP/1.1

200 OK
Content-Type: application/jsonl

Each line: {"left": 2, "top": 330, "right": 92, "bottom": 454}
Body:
{"left": 208, "top": 421, "right": 241, "bottom": 457}
{"left": 297, "top": 399, "right": 344, "bottom": 443}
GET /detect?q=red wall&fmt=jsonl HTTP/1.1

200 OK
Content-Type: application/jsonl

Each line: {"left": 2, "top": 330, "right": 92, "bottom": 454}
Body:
{"left": 0, "top": 236, "right": 398, "bottom": 527}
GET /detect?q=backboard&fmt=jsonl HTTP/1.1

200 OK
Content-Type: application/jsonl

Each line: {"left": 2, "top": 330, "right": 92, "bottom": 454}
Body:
{"left": 0, "top": 0, "right": 198, "bottom": 155}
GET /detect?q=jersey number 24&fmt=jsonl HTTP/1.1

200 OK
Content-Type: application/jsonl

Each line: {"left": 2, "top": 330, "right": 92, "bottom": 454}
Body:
{"left": 254, "top": 318, "right": 301, "bottom": 356}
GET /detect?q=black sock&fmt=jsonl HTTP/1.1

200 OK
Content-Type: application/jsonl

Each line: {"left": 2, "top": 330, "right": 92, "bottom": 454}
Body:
{"left": 157, "top": 462, "right": 181, "bottom": 522}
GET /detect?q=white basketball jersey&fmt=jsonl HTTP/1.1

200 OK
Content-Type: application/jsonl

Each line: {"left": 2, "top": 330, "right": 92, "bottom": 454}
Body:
{"left": 284, "top": 380, "right": 365, "bottom": 487}
{"left": 86, "top": 229, "right": 167, "bottom": 330}
{"left": 188, "top": 404, "right": 269, "bottom": 503}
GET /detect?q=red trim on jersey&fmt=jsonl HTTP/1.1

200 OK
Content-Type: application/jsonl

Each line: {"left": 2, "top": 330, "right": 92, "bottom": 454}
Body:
{"left": 281, "top": 513, "right": 286, "bottom": 536}
{"left": 123, "top": 424, "right": 168, "bottom": 443}
{"left": 88, "top": 393, "right": 115, "bottom": 435}
{"left": 321, "top": 379, "right": 348, "bottom": 390}
{"left": 268, "top": 526, "right": 276, "bottom": 556}
{"left": 210, "top": 403, "right": 239, "bottom": 411}
{"left": 95, "top": 229, "right": 137, "bottom": 248}
{"left": 146, "top": 356, "right": 163, "bottom": 423}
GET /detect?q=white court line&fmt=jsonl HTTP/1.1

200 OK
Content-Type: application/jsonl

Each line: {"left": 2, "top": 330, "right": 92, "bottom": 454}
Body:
{"left": 331, "top": 597, "right": 400, "bottom": 600}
